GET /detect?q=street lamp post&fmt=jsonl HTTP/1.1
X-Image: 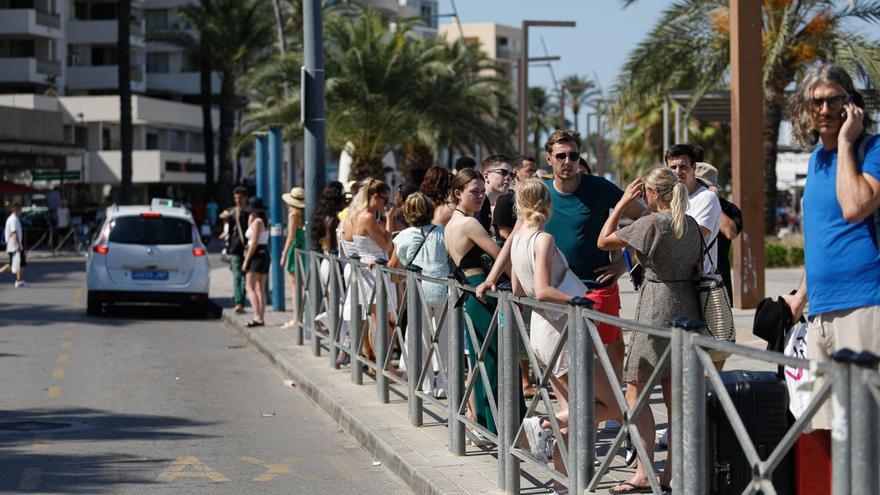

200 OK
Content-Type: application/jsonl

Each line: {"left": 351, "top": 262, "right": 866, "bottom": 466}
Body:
{"left": 518, "top": 20, "right": 576, "bottom": 154}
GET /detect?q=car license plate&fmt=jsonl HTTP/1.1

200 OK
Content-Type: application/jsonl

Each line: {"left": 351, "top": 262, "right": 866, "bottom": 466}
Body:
{"left": 131, "top": 270, "right": 169, "bottom": 281}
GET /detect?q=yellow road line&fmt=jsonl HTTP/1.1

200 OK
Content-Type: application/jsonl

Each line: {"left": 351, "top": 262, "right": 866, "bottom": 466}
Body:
{"left": 47, "top": 386, "right": 61, "bottom": 398}
{"left": 52, "top": 369, "right": 65, "bottom": 379}
{"left": 57, "top": 353, "right": 69, "bottom": 363}
{"left": 17, "top": 467, "right": 42, "bottom": 489}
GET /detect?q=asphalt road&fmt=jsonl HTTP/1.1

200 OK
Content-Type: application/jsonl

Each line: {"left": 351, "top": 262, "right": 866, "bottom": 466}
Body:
{"left": 0, "top": 256, "right": 408, "bottom": 494}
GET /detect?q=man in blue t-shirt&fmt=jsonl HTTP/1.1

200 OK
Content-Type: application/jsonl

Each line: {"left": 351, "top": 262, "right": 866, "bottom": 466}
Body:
{"left": 783, "top": 64, "right": 880, "bottom": 431}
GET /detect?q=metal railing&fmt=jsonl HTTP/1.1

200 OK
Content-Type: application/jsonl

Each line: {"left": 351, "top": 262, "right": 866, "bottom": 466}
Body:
{"left": 291, "top": 248, "right": 878, "bottom": 494}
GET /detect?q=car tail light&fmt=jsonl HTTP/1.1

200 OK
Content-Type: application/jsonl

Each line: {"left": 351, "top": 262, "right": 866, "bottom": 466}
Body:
{"left": 93, "top": 245, "right": 109, "bottom": 254}
{"left": 141, "top": 212, "right": 162, "bottom": 218}
{"left": 192, "top": 247, "right": 206, "bottom": 257}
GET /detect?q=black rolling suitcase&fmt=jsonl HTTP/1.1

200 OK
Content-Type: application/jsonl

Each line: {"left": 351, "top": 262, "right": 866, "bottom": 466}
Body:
{"left": 706, "top": 370, "right": 794, "bottom": 494}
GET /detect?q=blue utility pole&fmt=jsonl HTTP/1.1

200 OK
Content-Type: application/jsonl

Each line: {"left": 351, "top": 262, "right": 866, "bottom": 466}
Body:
{"left": 255, "top": 134, "right": 268, "bottom": 201}
{"left": 268, "top": 127, "right": 285, "bottom": 311}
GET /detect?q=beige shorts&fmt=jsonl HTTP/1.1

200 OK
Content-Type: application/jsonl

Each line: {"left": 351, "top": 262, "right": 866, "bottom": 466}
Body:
{"left": 806, "top": 305, "right": 880, "bottom": 430}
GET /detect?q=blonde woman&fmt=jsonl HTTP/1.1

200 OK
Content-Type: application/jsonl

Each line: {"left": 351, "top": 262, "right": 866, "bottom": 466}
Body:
{"left": 509, "top": 179, "right": 621, "bottom": 483}
{"left": 280, "top": 187, "right": 306, "bottom": 330}
{"left": 597, "top": 167, "right": 701, "bottom": 494}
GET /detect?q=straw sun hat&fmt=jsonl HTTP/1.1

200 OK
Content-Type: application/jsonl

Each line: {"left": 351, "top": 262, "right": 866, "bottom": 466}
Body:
{"left": 282, "top": 187, "right": 305, "bottom": 208}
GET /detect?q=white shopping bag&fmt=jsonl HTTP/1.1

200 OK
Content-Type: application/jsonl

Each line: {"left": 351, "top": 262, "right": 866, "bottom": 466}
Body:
{"left": 783, "top": 322, "right": 812, "bottom": 419}
{"left": 10, "top": 252, "right": 21, "bottom": 275}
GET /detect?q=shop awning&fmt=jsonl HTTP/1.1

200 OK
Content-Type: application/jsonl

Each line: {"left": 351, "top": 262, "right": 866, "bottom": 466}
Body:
{"left": 0, "top": 181, "right": 43, "bottom": 196}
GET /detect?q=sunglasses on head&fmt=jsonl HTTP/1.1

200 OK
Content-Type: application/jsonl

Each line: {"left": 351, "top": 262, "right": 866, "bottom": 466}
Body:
{"left": 554, "top": 152, "right": 580, "bottom": 162}
{"left": 488, "top": 168, "right": 512, "bottom": 178}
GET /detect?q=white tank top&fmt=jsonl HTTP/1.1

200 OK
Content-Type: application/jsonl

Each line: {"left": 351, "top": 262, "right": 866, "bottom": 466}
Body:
{"left": 245, "top": 220, "right": 269, "bottom": 245}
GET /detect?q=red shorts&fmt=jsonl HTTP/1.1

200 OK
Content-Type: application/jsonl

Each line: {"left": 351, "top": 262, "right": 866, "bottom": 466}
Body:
{"left": 584, "top": 284, "right": 622, "bottom": 344}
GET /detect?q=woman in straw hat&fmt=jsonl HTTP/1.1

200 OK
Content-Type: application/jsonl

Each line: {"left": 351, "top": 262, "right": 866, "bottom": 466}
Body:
{"left": 281, "top": 187, "right": 306, "bottom": 330}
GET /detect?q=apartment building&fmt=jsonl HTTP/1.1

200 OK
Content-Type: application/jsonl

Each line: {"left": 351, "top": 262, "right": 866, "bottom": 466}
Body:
{"left": 0, "top": 0, "right": 65, "bottom": 94}
{"left": 438, "top": 22, "right": 521, "bottom": 89}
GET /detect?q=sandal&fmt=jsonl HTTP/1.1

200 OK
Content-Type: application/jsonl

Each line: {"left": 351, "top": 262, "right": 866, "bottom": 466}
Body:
{"left": 609, "top": 481, "right": 654, "bottom": 494}
{"left": 280, "top": 320, "right": 297, "bottom": 330}
{"left": 245, "top": 320, "right": 264, "bottom": 328}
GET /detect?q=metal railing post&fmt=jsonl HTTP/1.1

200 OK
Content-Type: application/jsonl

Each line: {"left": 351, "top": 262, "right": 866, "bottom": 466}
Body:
{"left": 831, "top": 349, "right": 853, "bottom": 495}
{"left": 678, "top": 319, "right": 706, "bottom": 495}
{"left": 350, "top": 260, "right": 363, "bottom": 385}
{"left": 499, "top": 291, "right": 519, "bottom": 494}
{"left": 448, "top": 282, "right": 465, "bottom": 456}
{"left": 294, "top": 250, "right": 304, "bottom": 345}
{"left": 310, "top": 253, "right": 321, "bottom": 356}
{"left": 569, "top": 304, "right": 594, "bottom": 494}
{"left": 376, "top": 265, "right": 390, "bottom": 403}
{"left": 670, "top": 323, "right": 684, "bottom": 494}
{"left": 328, "top": 255, "right": 340, "bottom": 368}
{"left": 850, "top": 351, "right": 879, "bottom": 494}
{"left": 407, "top": 269, "right": 423, "bottom": 424}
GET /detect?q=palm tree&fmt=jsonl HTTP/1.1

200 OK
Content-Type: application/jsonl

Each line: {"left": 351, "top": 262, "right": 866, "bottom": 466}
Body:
{"left": 118, "top": 0, "right": 132, "bottom": 204}
{"left": 528, "top": 86, "right": 558, "bottom": 162}
{"left": 615, "top": 0, "right": 880, "bottom": 233}
{"left": 165, "top": 0, "right": 274, "bottom": 187}
{"left": 561, "top": 74, "right": 599, "bottom": 137}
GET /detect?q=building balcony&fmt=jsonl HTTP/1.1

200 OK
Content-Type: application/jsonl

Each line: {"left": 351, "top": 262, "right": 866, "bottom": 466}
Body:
{"left": 67, "top": 19, "right": 146, "bottom": 46}
{"left": 66, "top": 65, "right": 147, "bottom": 92}
{"left": 0, "top": 8, "right": 63, "bottom": 38}
{"left": 0, "top": 58, "right": 61, "bottom": 85}
{"left": 146, "top": 71, "right": 220, "bottom": 96}
{"left": 86, "top": 150, "right": 206, "bottom": 184}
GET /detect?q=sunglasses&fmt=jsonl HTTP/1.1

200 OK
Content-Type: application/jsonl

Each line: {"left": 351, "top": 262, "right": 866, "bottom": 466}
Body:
{"left": 808, "top": 94, "right": 849, "bottom": 111}
{"left": 554, "top": 152, "right": 580, "bottom": 162}
{"left": 488, "top": 168, "right": 512, "bottom": 178}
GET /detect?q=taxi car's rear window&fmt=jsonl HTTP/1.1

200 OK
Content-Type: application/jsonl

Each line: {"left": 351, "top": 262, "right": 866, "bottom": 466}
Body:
{"left": 108, "top": 216, "right": 192, "bottom": 245}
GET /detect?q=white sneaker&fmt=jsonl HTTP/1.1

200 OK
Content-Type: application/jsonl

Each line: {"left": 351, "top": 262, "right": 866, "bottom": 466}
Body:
{"left": 523, "top": 417, "right": 552, "bottom": 460}
{"left": 14, "top": 280, "right": 27, "bottom": 288}
{"left": 465, "top": 428, "right": 493, "bottom": 447}
{"left": 657, "top": 428, "right": 669, "bottom": 450}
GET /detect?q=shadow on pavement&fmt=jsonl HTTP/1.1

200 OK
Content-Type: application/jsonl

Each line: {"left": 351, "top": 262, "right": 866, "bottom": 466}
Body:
{"left": 0, "top": 407, "right": 217, "bottom": 493}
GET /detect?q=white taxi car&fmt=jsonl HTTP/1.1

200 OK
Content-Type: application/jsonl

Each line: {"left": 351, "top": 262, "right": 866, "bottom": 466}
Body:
{"left": 85, "top": 199, "right": 210, "bottom": 316}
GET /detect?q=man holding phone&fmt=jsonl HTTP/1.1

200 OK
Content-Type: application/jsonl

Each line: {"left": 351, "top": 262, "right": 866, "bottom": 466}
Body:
{"left": 782, "top": 64, "right": 880, "bottom": 431}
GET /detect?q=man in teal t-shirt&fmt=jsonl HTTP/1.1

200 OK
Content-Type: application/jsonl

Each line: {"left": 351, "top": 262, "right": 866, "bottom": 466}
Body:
{"left": 782, "top": 64, "right": 880, "bottom": 432}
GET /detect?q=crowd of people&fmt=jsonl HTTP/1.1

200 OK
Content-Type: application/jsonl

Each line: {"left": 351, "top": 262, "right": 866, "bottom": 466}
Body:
{"left": 218, "top": 63, "right": 879, "bottom": 494}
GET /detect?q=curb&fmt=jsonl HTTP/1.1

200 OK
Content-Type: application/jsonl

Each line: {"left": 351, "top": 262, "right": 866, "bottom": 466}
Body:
{"left": 221, "top": 309, "right": 460, "bottom": 495}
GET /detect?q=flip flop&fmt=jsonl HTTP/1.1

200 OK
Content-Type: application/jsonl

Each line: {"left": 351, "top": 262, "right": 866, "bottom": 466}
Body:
{"left": 609, "top": 481, "right": 654, "bottom": 494}
{"left": 245, "top": 320, "right": 264, "bottom": 328}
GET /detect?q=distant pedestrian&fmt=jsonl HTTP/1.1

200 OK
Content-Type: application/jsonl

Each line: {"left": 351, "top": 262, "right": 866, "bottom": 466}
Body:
{"left": 226, "top": 187, "right": 249, "bottom": 314}
{"left": 1, "top": 203, "right": 26, "bottom": 287}
{"left": 782, "top": 64, "right": 880, "bottom": 432}
{"left": 200, "top": 219, "right": 212, "bottom": 246}
{"left": 492, "top": 157, "right": 536, "bottom": 241}
{"left": 478, "top": 154, "right": 513, "bottom": 238}
{"left": 419, "top": 166, "right": 453, "bottom": 226}
{"left": 242, "top": 197, "right": 270, "bottom": 327}
{"left": 311, "top": 181, "right": 346, "bottom": 254}
{"left": 206, "top": 197, "right": 219, "bottom": 228}
{"left": 598, "top": 167, "right": 702, "bottom": 493}
{"left": 281, "top": 187, "right": 306, "bottom": 330}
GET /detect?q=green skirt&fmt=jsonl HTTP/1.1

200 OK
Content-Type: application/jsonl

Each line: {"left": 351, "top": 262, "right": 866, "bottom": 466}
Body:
{"left": 285, "top": 228, "right": 306, "bottom": 273}
{"left": 463, "top": 273, "right": 525, "bottom": 435}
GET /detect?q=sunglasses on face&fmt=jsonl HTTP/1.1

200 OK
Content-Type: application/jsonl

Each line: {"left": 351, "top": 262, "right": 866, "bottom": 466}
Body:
{"left": 488, "top": 168, "right": 512, "bottom": 178}
{"left": 808, "top": 94, "right": 849, "bottom": 111}
{"left": 554, "top": 152, "right": 580, "bottom": 162}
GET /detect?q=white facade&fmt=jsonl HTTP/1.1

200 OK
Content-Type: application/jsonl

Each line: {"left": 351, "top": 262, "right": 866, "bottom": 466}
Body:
{"left": 0, "top": 0, "right": 65, "bottom": 92}
{"left": 438, "top": 22, "right": 521, "bottom": 89}
{"left": 59, "top": 95, "right": 217, "bottom": 184}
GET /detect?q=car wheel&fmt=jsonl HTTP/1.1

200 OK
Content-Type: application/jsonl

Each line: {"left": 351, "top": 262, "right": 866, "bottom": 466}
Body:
{"left": 86, "top": 293, "right": 102, "bottom": 316}
{"left": 190, "top": 301, "right": 210, "bottom": 319}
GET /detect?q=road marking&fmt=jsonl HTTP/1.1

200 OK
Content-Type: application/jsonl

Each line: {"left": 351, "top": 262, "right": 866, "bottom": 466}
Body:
{"left": 327, "top": 455, "right": 363, "bottom": 481}
{"left": 57, "top": 353, "right": 69, "bottom": 363}
{"left": 17, "top": 467, "right": 42, "bottom": 489}
{"left": 62, "top": 341, "right": 73, "bottom": 348}
{"left": 239, "top": 456, "right": 300, "bottom": 482}
{"left": 47, "top": 386, "right": 61, "bottom": 398}
{"left": 32, "top": 438, "right": 51, "bottom": 451}
{"left": 52, "top": 369, "right": 65, "bottom": 379}
{"left": 156, "top": 456, "right": 230, "bottom": 483}
{"left": 73, "top": 287, "right": 83, "bottom": 302}
{"left": 64, "top": 330, "right": 74, "bottom": 338}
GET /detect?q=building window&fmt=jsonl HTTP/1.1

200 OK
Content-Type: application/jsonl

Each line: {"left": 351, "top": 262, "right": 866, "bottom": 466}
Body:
{"left": 91, "top": 46, "right": 118, "bottom": 66}
{"left": 147, "top": 52, "right": 169, "bottom": 73}
{"left": 0, "top": 40, "right": 36, "bottom": 58}
{"left": 146, "top": 128, "right": 160, "bottom": 150}
{"left": 180, "top": 52, "right": 197, "bottom": 72}
{"left": 188, "top": 132, "right": 203, "bottom": 153}
{"left": 89, "top": 2, "right": 115, "bottom": 19}
{"left": 102, "top": 126, "right": 112, "bottom": 150}
{"left": 166, "top": 161, "right": 206, "bottom": 173}
{"left": 170, "top": 130, "right": 187, "bottom": 152}
{"left": 8, "top": 0, "right": 36, "bottom": 9}
{"left": 145, "top": 9, "right": 168, "bottom": 32}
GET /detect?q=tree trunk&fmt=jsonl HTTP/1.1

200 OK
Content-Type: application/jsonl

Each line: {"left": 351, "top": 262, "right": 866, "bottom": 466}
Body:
{"left": 573, "top": 107, "right": 580, "bottom": 135}
{"left": 763, "top": 87, "right": 786, "bottom": 235}
{"left": 218, "top": 69, "right": 236, "bottom": 187}
{"left": 199, "top": 0, "right": 214, "bottom": 192}
{"left": 118, "top": 0, "right": 132, "bottom": 204}
{"left": 532, "top": 125, "right": 541, "bottom": 164}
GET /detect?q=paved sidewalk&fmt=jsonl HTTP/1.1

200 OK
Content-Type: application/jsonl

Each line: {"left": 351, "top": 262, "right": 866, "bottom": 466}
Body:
{"left": 209, "top": 257, "right": 797, "bottom": 494}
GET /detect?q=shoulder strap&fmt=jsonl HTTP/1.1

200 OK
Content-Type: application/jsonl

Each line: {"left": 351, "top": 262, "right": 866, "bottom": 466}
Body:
{"left": 700, "top": 233, "right": 719, "bottom": 272}
{"left": 405, "top": 225, "right": 435, "bottom": 268}
{"left": 234, "top": 207, "right": 245, "bottom": 244}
